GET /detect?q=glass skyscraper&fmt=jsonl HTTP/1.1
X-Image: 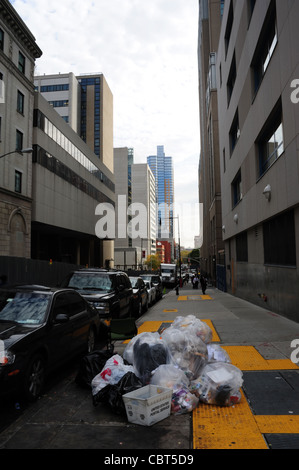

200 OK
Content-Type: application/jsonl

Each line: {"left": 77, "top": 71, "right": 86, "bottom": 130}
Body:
{"left": 147, "top": 145, "right": 174, "bottom": 239}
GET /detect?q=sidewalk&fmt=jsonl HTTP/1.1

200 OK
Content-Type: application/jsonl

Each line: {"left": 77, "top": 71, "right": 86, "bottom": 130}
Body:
{"left": 0, "top": 285, "right": 299, "bottom": 450}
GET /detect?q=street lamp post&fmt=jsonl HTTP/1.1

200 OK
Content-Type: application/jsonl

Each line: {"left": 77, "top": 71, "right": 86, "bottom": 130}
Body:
{"left": 0, "top": 148, "right": 33, "bottom": 159}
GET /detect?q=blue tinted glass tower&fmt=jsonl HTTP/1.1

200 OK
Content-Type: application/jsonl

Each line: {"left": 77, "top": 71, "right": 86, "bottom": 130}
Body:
{"left": 147, "top": 145, "right": 174, "bottom": 240}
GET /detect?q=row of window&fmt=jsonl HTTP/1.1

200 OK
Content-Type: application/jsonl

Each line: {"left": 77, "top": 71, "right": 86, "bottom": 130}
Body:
{"left": 40, "top": 84, "right": 69, "bottom": 92}
{"left": 33, "top": 145, "right": 114, "bottom": 207}
{"left": 33, "top": 109, "right": 115, "bottom": 192}
{"left": 235, "top": 210, "right": 296, "bottom": 268}
{"left": 0, "top": 27, "right": 26, "bottom": 74}
{"left": 221, "top": 1, "right": 283, "bottom": 208}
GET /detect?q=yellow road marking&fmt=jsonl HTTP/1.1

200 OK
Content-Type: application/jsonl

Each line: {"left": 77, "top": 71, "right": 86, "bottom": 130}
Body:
{"left": 178, "top": 295, "right": 212, "bottom": 301}
{"left": 223, "top": 346, "right": 299, "bottom": 371}
{"left": 255, "top": 415, "right": 299, "bottom": 434}
{"left": 137, "top": 319, "right": 220, "bottom": 342}
{"left": 193, "top": 390, "right": 268, "bottom": 449}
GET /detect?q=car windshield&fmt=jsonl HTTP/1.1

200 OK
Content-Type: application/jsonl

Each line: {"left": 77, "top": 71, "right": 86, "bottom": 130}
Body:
{"left": 129, "top": 277, "right": 139, "bottom": 288}
{"left": 66, "top": 273, "right": 113, "bottom": 292}
{"left": 141, "top": 276, "right": 151, "bottom": 281}
{"left": 0, "top": 292, "right": 50, "bottom": 325}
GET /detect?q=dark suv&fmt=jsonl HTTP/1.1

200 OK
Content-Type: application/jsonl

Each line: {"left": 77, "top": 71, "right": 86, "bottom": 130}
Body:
{"left": 61, "top": 269, "right": 133, "bottom": 320}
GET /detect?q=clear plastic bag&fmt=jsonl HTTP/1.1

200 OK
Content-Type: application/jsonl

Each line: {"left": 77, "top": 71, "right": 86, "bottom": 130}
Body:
{"left": 207, "top": 344, "right": 231, "bottom": 364}
{"left": 190, "top": 362, "right": 243, "bottom": 407}
{"left": 162, "top": 321, "right": 208, "bottom": 380}
{"left": 91, "top": 354, "right": 134, "bottom": 396}
{"left": 129, "top": 332, "right": 172, "bottom": 383}
{"left": 150, "top": 364, "right": 199, "bottom": 414}
{"left": 171, "top": 315, "right": 213, "bottom": 344}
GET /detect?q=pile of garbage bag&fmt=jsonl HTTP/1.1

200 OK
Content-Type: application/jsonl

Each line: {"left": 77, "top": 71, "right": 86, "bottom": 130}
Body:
{"left": 76, "top": 315, "right": 243, "bottom": 416}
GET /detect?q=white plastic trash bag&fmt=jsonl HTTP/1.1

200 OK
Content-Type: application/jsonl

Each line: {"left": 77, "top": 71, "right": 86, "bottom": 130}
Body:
{"left": 91, "top": 354, "right": 134, "bottom": 396}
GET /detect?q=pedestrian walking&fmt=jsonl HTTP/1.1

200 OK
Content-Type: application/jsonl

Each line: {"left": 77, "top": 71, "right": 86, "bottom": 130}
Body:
{"left": 200, "top": 275, "right": 207, "bottom": 295}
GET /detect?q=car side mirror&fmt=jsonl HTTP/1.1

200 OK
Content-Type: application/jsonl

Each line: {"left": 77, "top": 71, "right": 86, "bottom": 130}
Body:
{"left": 55, "top": 313, "right": 69, "bottom": 323}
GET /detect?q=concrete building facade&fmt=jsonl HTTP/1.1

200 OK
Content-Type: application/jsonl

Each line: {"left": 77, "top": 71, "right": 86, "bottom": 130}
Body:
{"left": 0, "top": 0, "right": 42, "bottom": 258}
{"left": 34, "top": 73, "right": 114, "bottom": 174}
{"left": 32, "top": 92, "right": 115, "bottom": 267}
{"left": 216, "top": 0, "right": 299, "bottom": 321}
{"left": 198, "top": 0, "right": 224, "bottom": 286}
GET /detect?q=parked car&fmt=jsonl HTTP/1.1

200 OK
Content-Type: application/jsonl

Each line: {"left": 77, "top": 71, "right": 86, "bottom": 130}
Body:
{"left": 141, "top": 274, "right": 163, "bottom": 300}
{"left": 129, "top": 276, "right": 149, "bottom": 317}
{"left": 60, "top": 268, "right": 133, "bottom": 320}
{"left": 144, "top": 279, "right": 156, "bottom": 306}
{"left": 0, "top": 285, "right": 100, "bottom": 401}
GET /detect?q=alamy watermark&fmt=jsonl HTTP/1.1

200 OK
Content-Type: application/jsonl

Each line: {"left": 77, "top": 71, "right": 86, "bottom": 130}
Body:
{"left": 95, "top": 196, "right": 202, "bottom": 245}
{"left": 290, "top": 79, "right": 299, "bottom": 104}
{"left": 291, "top": 339, "right": 299, "bottom": 365}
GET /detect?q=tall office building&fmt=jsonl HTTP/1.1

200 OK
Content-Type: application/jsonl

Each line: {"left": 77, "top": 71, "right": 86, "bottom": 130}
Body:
{"left": 34, "top": 72, "right": 114, "bottom": 173}
{"left": 216, "top": 0, "right": 299, "bottom": 321}
{"left": 147, "top": 145, "right": 174, "bottom": 241}
{"left": 198, "top": 0, "right": 224, "bottom": 286}
{"left": 114, "top": 147, "right": 156, "bottom": 269}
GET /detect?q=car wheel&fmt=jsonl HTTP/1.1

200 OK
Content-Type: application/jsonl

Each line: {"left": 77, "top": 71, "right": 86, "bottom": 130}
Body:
{"left": 23, "top": 353, "right": 46, "bottom": 402}
{"left": 87, "top": 327, "right": 96, "bottom": 353}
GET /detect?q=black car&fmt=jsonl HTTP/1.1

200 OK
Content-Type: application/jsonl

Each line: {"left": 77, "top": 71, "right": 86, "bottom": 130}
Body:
{"left": 61, "top": 269, "right": 133, "bottom": 320}
{"left": 141, "top": 274, "right": 163, "bottom": 300}
{"left": 129, "top": 276, "right": 149, "bottom": 317}
{"left": 0, "top": 285, "right": 100, "bottom": 401}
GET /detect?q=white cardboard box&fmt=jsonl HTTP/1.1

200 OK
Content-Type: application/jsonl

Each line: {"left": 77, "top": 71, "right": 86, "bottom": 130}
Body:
{"left": 123, "top": 385, "right": 172, "bottom": 426}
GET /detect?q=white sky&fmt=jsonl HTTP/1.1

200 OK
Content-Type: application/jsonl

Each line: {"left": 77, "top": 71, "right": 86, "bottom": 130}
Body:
{"left": 11, "top": 0, "right": 200, "bottom": 248}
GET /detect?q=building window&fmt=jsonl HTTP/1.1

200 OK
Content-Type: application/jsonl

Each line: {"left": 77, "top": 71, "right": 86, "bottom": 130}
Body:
{"left": 0, "top": 28, "right": 4, "bottom": 51}
{"left": 236, "top": 232, "right": 248, "bottom": 262}
{"left": 232, "top": 169, "right": 242, "bottom": 208}
{"left": 16, "top": 130, "right": 23, "bottom": 151}
{"left": 251, "top": 0, "right": 277, "bottom": 94}
{"left": 17, "top": 91, "right": 24, "bottom": 114}
{"left": 256, "top": 100, "right": 283, "bottom": 177}
{"left": 229, "top": 109, "right": 240, "bottom": 155}
{"left": 18, "top": 52, "right": 25, "bottom": 74}
{"left": 220, "top": 0, "right": 225, "bottom": 18}
{"left": 227, "top": 51, "right": 236, "bottom": 106}
{"left": 263, "top": 210, "right": 296, "bottom": 267}
{"left": 224, "top": 1, "right": 234, "bottom": 57}
{"left": 15, "top": 170, "right": 22, "bottom": 193}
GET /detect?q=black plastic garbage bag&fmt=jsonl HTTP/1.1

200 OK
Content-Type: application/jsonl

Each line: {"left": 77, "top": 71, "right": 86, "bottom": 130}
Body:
{"left": 75, "top": 350, "right": 113, "bottom": 389}
{"left": 93, "top": 371, "right": 143, "bottom": 415}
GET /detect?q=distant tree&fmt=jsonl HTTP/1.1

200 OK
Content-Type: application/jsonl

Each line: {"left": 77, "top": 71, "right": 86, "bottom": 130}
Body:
{"left": 144, "top": 254, "right": 161, "bottom": 270}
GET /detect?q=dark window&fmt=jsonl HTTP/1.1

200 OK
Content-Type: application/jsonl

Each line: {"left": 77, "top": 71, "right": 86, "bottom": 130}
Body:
{"left": 263, "top": 211, "right": 296, "bottom": 267}
{"left": 256, "top": 100, "right": 283, "bottom": 177}
{"left": 227, "top": 52, "right": 236, "bottom": 106}
{"left": 16, "top": 129, "right": 23, "bottom": 151}
{"left": 225, "top": 1, "right": 234, "bottom": 56}
{"left": 236, "top": 232, "right": 248, "bottom": 262}
{"left": 17, "top": 90, "right": 24, "bottom": 114}
{"left": 229, "top": 109, "right": 240, "bottom": 155}
{"left": 15, "top": 170, "right": 22, "bottom": 193}
{"left": 0, "top": 28, "right": 4, "bottom": 51}
{"left": 248, "top": 0, "right": 256, "bottom": 24}
{"left": 18, "top": 52, "right": 25, "bottom": 74}
{"left": 232, "top": 169, "right": 242, "bottom": 207}
{"left": 251, "top": 0, "right": 277, "bottom": 94}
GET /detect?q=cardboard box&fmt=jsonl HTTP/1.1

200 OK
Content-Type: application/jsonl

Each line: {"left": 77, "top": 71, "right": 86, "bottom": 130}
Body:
{"left": 123, "top": 385, "right": 172, "bottom": 426}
